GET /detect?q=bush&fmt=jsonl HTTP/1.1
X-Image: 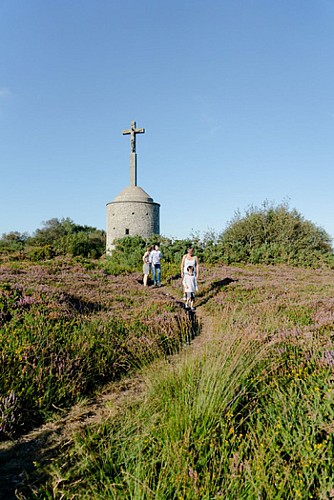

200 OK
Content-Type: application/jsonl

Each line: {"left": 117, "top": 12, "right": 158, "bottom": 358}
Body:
{"left": 55, "top": 231, "right": 105, "bottom": 258}
{"left": 219, "top": 201, "right": 333, "bottom": 267}
{"left": 103, "top": 235, "right": 147, "bottom": 273}
{"left": 27, "top": 245, "right": 55, "bottom": 261}
{"left": 24, "top": 218, "right": 106, "bottom": 260}
{"left": 0, "top": 232, "right": 28, "bottom": 253}
{"left": 101, "top": 236, "right": 203, "bottom": 276}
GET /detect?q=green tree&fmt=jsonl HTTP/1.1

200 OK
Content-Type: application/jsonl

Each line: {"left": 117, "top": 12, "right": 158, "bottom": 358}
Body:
{"left": 28, "top": 218, "right": 76, "bottom": 246}
{"left": 0, "top": 232, "right": 28, "bottom": 255}
{"left": 101, "top": 235, "right": 204, "bottom": 277}
{"left": 56, "top": 231, "right": 106, "bottom": 258}
{"left": 107, "top": 235, "right": 147, "bottom": 269}
{"left": 218, "top": 201, "right": 333, "bottom": 266}
{"left": 27, "top": 218, "right": 106, "bottom": 260}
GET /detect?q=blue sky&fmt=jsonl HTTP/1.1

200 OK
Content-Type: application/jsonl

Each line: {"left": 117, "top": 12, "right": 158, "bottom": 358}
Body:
{"left": 1, "top": 1, "right": 333, "bottom": 242}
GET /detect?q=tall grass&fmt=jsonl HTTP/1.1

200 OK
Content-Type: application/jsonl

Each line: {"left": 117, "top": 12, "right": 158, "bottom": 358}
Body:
{"left": 36, "top": 265, "right": 334, "bottom": 499}
{"left": 37, "top": 309, "right": 271, "bottom": 499}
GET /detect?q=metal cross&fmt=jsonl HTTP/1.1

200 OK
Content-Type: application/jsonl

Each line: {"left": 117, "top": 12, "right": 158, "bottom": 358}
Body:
{"left": 122, "top": 120, "right": 145, "bottom": 153}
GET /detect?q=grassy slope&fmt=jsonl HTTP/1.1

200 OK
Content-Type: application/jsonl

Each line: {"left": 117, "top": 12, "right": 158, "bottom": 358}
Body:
{"left": 0, "top": 258, "right": 193, "bottom": 439}
{"left": 5, "top": 263, "right": 334, "bottom": 498}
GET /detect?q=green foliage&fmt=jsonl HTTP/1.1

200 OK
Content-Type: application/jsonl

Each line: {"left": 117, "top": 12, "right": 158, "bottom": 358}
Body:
{"left": 0, "top": 231, "right": 28, "bottom": 253}
{"left": 102, "top": 235, "right": 202, "bottom": 277}
{"left": 0, "top": 218, "right": 106, "bottom": 261}
{"left": 27, "top": 244, "right": 55, "bottom": 261}
{"left": 100, "top": 259, "right": 137, "bottom": 276}
{"left": 101, "top": 202, "right": 334, "bottom": 273}
{"left": 0, "top": 264, "right": 192, "bottom": 438}
{"left": 219, "top": 201, "right": 333, "bottom": 267}
{"left": 232, "top": 344, "right": 334, "bottom": 498}
{"left": 107, "top": 235, "right": 147, "bottom": 271}
{"left": 37, "top": 264, "right": 334, "bottom": 499}
{"left": 199, "top": 229, "right": 222, "bottom": 264}
{"left": 156, "top": 237, "right": 194, "bottom": 264}
{"left": 101, "top": 235, "right": 148, "bottom": 275}
{"left": 55, "top": 230, "right": 105, "bottom": 258}
{"left": 2, "top": 202, "right": 334, "bottom": 270}
{"left": 29, "top": 218, "right": 106, "bottom": 257}
{"left": 0, "top": 219, "right": 104, "bottom": 263}
{"left": 28, "top": 217, "right": 76, "bottom": 246}
{"left": 161, "top": 261, "right": 180, "bottom": 283}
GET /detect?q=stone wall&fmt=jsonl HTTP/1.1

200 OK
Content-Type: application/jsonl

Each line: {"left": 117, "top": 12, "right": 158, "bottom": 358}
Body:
{"left": 106, "top": 200, "right": 160, "bottom": 253}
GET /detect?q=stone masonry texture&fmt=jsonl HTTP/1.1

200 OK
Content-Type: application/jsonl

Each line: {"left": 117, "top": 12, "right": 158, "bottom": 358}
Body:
{"left": 106, "top": 200, "right": 160, "bottom": 253}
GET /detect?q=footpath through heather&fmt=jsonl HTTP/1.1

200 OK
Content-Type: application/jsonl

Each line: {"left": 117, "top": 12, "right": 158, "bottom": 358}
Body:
{"left": 2, "top": 264, "right": 334, "bottom": 498}
{"left": 0, "top": 286, "right": 214, "bottom": 500}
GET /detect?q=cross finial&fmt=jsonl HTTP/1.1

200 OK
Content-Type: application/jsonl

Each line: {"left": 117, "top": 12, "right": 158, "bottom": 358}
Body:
{"left": 122, "top": 120, "right": 145, "bottom": 186}
{"left": 122, "top": 120, "right": 145, "bottom": 153}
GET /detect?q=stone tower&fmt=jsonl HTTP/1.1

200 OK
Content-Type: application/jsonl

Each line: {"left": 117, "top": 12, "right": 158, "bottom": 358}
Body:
{"left": 106, "top": 121, "right": 160, "bottom": 254}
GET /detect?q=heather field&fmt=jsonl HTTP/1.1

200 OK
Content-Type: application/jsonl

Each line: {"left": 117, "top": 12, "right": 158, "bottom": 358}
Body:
{"left": 1, "top": 260, "right": 334, "bottom": 498}
{"left": 0, "top": 257, "right": 192, "bottom": 438}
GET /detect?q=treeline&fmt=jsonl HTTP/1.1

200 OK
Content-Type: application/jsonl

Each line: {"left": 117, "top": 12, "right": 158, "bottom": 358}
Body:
{"left": 109, "top": 201, "right": 334, "bottom": 271}
{"left": 1, "top": 202, "right": 333, "bottom": 268}
{"left": 0, "top": 218, "right": 105, "bottom": 260}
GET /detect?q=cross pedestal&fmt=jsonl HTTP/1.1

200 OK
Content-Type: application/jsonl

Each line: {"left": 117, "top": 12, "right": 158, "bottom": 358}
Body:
{"left": 130, "top": 153, "right": 137, "bottom": 186}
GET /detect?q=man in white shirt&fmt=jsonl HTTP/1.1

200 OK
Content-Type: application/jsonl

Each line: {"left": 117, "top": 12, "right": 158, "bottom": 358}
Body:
{"left": 149, "top": 244, "right": 162, "bottom": 286}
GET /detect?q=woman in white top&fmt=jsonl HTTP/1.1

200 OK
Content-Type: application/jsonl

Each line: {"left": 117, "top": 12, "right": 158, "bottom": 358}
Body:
{"left": 142, "top": 246, "right": 152, "bottom": 286}
{"left": 181, "top": 247, "right": 199, "bottom": 299}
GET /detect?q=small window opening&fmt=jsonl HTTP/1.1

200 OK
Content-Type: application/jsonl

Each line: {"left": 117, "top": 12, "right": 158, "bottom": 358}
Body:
{"left": 125, "top": 228, "right": 130, "bottom": 235}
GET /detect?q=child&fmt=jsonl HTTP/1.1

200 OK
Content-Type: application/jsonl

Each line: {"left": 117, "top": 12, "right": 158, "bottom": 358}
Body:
{"left": 182, "top": 265, "right": 198, "bottom": 311}
{"left": 181, "top": 247, "right": 199, "bottom": 300}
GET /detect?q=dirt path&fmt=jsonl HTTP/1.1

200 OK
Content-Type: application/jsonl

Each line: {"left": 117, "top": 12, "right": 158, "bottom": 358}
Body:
{"left": 0, "top": 294, "right": 214, "bottom": 499}
{"left": 0, "top": 374, "right": 147, "bottom": 499}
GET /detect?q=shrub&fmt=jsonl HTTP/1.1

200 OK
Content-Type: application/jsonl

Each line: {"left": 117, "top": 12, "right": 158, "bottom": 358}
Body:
{"left": 27, "top": 244, "right": 55, "bottom": 261}
{"left": 0, "top": 232, "right": 28, "bottom": 253}
{"left": 55, "top": 231, "right": 105, "bottom": 258}
{"left": 103, "top": 235, "right": 147, "bottom": 273}
{"left": 28, "top": 218, "right": 76, "bottom": 246}
{"left": 219, "top": 201, "right": 333, "bottom": 267}
{"left": 101, "top": 236, "right": 204, "bottom": 277}
{"left": 24, "top": 218, "right": 106, "bottom": 260}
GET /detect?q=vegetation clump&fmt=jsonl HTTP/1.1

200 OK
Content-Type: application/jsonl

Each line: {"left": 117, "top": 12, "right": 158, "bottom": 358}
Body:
{"left": 35, "top": 265, "right": 334, "bottom": 499}
{"left": 0, "top": 218, "right": 106, "bottom": 260}
{"left": 0, "top": 260, "right": 192, "bottom": 438}
{"left": 1, "top": 204, "right": 334, "bottom": 497}
{"left": 218, "top": 201, "right": 333, "bottom": 266}
{"left": 1, "top": 202, "right": 333, "bottom": 268}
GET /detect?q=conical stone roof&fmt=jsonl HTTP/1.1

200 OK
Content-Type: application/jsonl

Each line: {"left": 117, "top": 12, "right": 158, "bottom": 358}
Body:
{"left": 112, "top": 185, "right": 154, "bottom": 203}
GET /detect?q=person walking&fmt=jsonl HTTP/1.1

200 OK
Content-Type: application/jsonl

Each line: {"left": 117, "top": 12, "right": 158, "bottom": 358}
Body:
{"left": 181, "top": 247, "right": 199, "bottom": 300}
{"left": 150, "top": 243, "right": 162, "bottom": 287}
{"left": 142, "top": 246, "right": 152, "bottom": 287}
{"left": 183, "top": 265, "right": 198, "bottom": 311}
